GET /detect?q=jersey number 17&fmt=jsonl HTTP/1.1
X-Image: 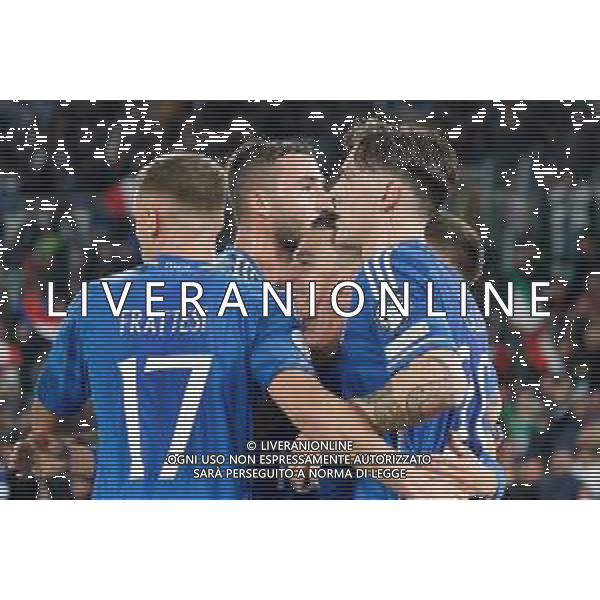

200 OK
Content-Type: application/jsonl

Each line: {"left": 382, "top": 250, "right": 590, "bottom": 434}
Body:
{"left": 117, "top": 354, "right": 213, "bottom": 480}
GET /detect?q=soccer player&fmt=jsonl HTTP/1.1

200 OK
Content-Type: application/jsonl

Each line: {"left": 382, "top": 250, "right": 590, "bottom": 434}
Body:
{"left": 302, "top": 115, "right": 505, "bottom": 499}
{"left": 13, "top": 151, "right": 481, "bottom": 499}
{"left": 226, "top": 137, "right": 496, "bottom": 499}
{"left": 221, "top": 138, "right": 329, "bottom": 498}
{"left": 222, "top": 137, "right": 328, "bottom": 283}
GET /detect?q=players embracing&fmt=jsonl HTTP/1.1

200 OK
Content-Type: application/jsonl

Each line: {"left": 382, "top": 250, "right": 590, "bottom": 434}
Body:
{"left": 296, "top": 115, "right": 505, "bottom": 499}
{"left": 11, "top": 115, "right": 504, "bottom": 500}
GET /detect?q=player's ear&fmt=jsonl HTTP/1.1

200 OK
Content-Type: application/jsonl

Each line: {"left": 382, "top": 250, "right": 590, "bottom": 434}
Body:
{"left": 148, "top": 208, "right": 160, "bottom": 238}
{"left": 132, "top": 203, "right": 154, "bottom": 238}
{"left": 382, "top": 181, "right": 403, "bottom": 213}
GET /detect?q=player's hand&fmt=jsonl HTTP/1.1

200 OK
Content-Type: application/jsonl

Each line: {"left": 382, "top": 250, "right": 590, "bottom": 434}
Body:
{"left": 9, "top": 431, "right": 69, "bottom": 480}
{"left": 288, "top": 465, "right": 319, "bottom": 494}
{"left": 287, "top": 434, "right": 320, "bottom": 494}
{"left": 391, "top": 432, "right": 497, "bottom": 500}
{"left": 64, "top": 436, "right": 95, "bottom": 500}
{"left": 390, "top": 457, "right": 472, "bottom": 500}
{"left": 444, "top": 430, "right": 497, "bottom": 498}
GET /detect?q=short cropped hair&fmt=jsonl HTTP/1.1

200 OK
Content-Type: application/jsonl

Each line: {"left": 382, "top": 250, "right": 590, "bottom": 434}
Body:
{"left": 228, "top": 137, "right": 322, "bottom": 213}
{"left": 137, "top": 151, "right": 228, "bottom": 212}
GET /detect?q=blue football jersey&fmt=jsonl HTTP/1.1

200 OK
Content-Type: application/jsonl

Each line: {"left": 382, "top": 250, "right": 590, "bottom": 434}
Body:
{"left": 36, "top": 255, "right": 311, "bottom": 499}
{"left": 335, "top": 238, "right": 506, "bottom": 499}
{"left": 216, "top": 247, "right": 316, "bottom": 499}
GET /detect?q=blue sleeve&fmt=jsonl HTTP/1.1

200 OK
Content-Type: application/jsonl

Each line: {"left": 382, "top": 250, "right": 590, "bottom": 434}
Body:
{"left": 379, "top": 277, "right": 459, "bottom": 375}
{"left": 250, "top": 312, "right": 314, "bottom": 390}
{"left": 36, "top": 296, "right": 88, "bottom": 417}
{"left": 474, "top": 357, "right": 507, "bottom": 499}
{"left": 458, "top": 354, "right": 507, "bottom": 499}
{"left": 334, "top": 268, "right": 460, "bottom": 399}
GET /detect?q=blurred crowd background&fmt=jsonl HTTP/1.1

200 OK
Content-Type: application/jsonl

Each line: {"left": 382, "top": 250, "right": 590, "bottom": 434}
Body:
{"left": 1, "top": 99, "right": 600, "bottom": 499}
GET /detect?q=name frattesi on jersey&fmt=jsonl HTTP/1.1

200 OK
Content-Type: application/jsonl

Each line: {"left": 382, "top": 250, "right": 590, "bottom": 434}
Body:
{"left": 46, "top": 279, "right": 552, "bottom": 321}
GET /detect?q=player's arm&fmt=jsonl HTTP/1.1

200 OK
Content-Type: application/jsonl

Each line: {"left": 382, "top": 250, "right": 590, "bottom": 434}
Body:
{"left": 9, "top": 400, "right": 69, "bottom": 480}
{"left": 352, "top": 348, "right": 471, "bottom": 430}
{"left": 268, "top": 369, "right": 497, "bottom": 499}
{"left": 296, "top": 243, "right": 475, "bottom": 427}
{"left": 351, "top": 346, "right": 506, "bottom": 498}
{"left": 356, "top": 272, "right": 505, "bottom": 497}
{"left": 10, "top": 296, "right": 89, "bottom": 481}
{"left": 252, "top": 299, "right": 495, "bottom": 499}
{"left": 363, "top": 358, "right": 506, "bottom": 500}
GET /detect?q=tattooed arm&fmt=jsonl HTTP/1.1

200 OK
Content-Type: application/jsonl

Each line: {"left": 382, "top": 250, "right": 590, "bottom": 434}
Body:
{"left": 352, "top": 349, "right": 470, "bottom": 430}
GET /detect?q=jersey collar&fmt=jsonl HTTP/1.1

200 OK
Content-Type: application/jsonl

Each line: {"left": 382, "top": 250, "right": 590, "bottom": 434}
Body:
{"left": 363, "top": 237, "right": 429, "bottom": 270}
